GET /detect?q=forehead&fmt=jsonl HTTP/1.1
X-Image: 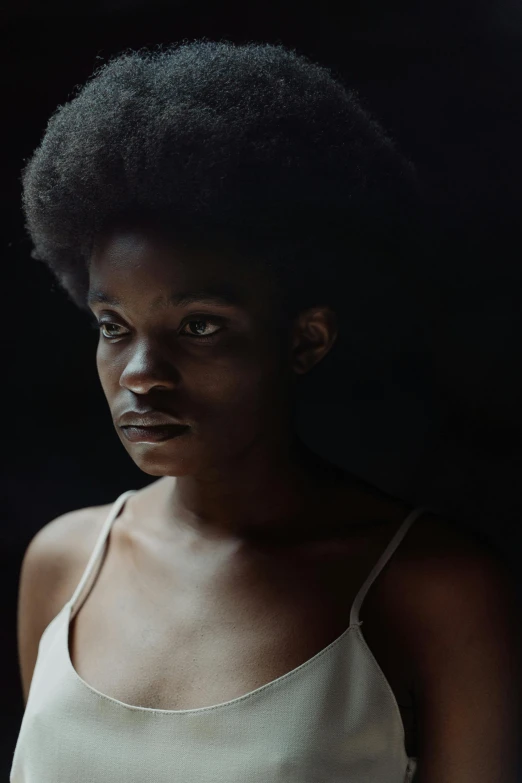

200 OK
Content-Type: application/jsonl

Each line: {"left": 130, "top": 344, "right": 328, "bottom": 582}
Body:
{"left": 88, "top": 224, "right": 278, "bottom": 309}
{"left": 91, "top": 226, "right": 237, "bottom": 278}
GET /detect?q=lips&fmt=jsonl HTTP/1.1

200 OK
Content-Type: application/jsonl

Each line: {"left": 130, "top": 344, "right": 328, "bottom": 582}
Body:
{"left": 117, "top": 411, "right": 187, "bottom": 428}
{"left": 120, "top": 424, "right": 189, "bottom": 443}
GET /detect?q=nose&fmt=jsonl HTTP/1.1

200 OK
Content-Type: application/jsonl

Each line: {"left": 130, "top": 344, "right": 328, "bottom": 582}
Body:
{"left": 118, "top": 342, "right": 179, "bottom": 393}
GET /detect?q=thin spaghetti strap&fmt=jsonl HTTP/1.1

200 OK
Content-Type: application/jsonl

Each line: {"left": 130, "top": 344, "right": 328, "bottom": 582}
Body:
{"left": 68, "top": 490, "right": 138, "bottom": 619}
{"left": 349, "top": 507, "right": 430, "bottom": 627}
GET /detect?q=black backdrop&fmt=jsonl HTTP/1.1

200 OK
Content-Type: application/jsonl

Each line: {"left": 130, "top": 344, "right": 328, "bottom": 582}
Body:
{"left": 2, "top": 1, "right": 522, "bottom": 776}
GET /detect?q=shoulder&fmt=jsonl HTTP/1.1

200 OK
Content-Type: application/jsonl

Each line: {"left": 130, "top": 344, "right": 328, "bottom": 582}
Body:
{"left": 27, "top": 502, "right": 112, "bottom": 559}
{"left": 29, "top": 482, "right": 156, "bottom": 578}
{"left": 397, "top": 508, "right": 514, "bottom": 590}
{"left": 17, "top": 502, "right": 112, "bottom": 704}
{"left": 386, "top": 508, "right": 517, "bottom": 618}
{"left": 368, "top": 507, "right": 519, "bottom": 664}
{"left": 390, "top": 512, "right": 521, "bottom": 780}
{"left": 19, "top": 500, "right": 119, "bottom": 642}
{"left": 21, "top": 502, "right": 114, "bottom": 611}
{"left": 23, "top": 505, "right": 100, "bottom": 568}
{"left": 386, "top": 509, "right": 520, "bottom": 684}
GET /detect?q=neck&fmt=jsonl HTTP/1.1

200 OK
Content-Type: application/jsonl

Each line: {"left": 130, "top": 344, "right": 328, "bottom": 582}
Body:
{"left": 155, "top": 432, "right": 346, "bottom": 546}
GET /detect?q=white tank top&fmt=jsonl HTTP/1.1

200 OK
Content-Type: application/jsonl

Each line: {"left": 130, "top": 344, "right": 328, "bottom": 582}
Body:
{"left": 11, "top": 489, "right": 426, "bottom": 782}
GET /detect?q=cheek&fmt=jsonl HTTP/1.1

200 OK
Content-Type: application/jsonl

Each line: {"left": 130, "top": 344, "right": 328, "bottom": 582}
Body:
{"left": 192, "top": 336, "right": 291, "bottom": 430}
{"left": 96, "top": 350, "right": 117, "bottom": 396}
{"left": 196, "top": 354, "right": 288, "bottom": 417}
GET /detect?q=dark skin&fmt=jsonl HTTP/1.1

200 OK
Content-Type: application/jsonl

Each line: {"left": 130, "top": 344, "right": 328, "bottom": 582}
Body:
{"left": 86, "top": 222, "right": 521, "bottom": 782}
{"left": 88, "top": 222, "right": 391, "bottom": 547}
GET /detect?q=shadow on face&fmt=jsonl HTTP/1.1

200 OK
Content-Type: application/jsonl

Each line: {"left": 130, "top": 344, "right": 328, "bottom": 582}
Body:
{"left": 87, "top": 223, "right": 338, "bottom": 480}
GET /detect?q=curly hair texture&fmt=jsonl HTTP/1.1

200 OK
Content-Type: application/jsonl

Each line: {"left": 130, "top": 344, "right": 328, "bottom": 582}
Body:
{"left": 21, "top": 39, "right": 427, "bottom": 336}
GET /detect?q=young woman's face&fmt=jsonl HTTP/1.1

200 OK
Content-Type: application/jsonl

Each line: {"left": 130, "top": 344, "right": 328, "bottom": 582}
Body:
{"left": 88, "top": 225, "right": 299, "bottom": 477}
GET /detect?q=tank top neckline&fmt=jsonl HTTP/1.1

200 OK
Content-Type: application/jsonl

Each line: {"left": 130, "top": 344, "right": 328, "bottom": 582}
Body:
{"left": 62, "top": 597, "right": 365, "bottom": 715}
{"left": 60, "top": 490, "right": 427, "bottom": 716}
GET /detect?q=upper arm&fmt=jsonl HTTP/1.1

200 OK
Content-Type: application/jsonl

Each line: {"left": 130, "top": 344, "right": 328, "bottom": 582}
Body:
{"left": 16, "top": 510, "right": 92, "bottom": 706}
{"left": 403, "top": 548, "right": 521, "bottom": 783}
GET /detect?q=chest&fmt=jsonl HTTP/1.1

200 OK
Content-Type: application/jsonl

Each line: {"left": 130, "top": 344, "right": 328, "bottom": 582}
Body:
{"left": 67, "top": 519, "right": 417, "bottom": 753}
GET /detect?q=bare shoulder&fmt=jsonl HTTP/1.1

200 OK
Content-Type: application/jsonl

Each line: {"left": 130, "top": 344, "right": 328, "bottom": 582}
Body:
{"left": 385, "top": 508, "right": 512, "bottom": 599}
{"left": 363, "top": 508, "right": 519, "bottom": 714}
{"left": 20, "top": 502, "right": 116, "bottom": 624}
{"left": 381, "top": 505, "right": 501, "bottom": 568}
{"left": 26, "top": 502, "right": 112, "bottom": 576}
{"left": 18, "top": 504, "right": 122, "bottom": 635}
{"left": 388, "top": 512, "right": 521, "bottom": 781}
{"left": 366, "top": 506, "right": 513, "bottom": 630}
{"left": 17, "top": 502, "right": 112, "bottom": 704}
{"left": 32, "top": 481, "right": 158, "bottom": 579}
{"left": 382, "top": 508, "right": 519, "bottom": 660}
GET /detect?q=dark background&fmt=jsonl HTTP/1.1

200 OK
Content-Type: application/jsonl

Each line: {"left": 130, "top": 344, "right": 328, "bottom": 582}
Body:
{"left": 2, "top": 0, "right": 522, "bottom": 777}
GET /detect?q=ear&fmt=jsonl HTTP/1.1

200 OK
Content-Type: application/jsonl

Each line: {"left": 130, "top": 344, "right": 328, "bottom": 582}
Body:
{"left": 290, "top": 305, "right": 339, "bottom": 376}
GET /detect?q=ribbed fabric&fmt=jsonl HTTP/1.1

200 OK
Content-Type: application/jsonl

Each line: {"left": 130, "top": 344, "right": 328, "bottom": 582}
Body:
{"left": 11, "top": 489, "right": 426, "bottom": 782}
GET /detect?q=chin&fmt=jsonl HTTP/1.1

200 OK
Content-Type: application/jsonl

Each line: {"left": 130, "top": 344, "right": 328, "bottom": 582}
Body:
{"left": 118, "top": 437, "right": 195, "bottom": 477}
{"left": 130, "top": 453, "right": 194, "bottom": 475}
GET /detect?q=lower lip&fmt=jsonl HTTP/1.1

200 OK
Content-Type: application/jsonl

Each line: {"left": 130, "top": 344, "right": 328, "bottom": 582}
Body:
{"left": 120, "top": 425, "right": 189, "bottom": 442}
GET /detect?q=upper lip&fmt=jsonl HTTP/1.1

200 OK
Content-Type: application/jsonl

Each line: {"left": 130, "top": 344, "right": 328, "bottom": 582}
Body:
{"left": 118, "top": 410, "right": 188, "bottom": 428}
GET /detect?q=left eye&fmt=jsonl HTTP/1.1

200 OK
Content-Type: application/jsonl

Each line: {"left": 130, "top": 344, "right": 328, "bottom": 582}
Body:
{"left": 179, "top": 318, "right": 223, "bottom": 338}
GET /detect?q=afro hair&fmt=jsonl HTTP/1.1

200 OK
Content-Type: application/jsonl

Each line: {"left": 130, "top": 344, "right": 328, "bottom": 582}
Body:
{"left": 21, "top": 39, "right": 427, "bottom": 327}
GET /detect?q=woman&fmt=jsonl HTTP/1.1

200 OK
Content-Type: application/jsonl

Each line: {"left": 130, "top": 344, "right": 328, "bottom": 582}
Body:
{"left": 12, "top": 41, "right": 520, "bottom": 782}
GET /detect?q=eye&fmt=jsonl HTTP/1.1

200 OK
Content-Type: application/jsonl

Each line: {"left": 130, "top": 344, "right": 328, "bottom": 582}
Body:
{"left": 179, "top": 317, "right": 224, "bottom": 339}
{"left": 98, "top": 321, "right": 128, "bottom": 340}
{"left": 96, "top": 316, "right": 224, "bottom": 341}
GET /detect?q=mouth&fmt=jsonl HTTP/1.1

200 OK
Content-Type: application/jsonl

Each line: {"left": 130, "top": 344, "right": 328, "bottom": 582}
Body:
{"left": 120, "top": 424, "right": 190, "bottom": 443}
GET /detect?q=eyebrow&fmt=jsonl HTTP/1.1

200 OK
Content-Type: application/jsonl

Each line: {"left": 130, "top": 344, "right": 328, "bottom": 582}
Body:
{"left": 87, "top": 287, "right": 242, "bottom": 309}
